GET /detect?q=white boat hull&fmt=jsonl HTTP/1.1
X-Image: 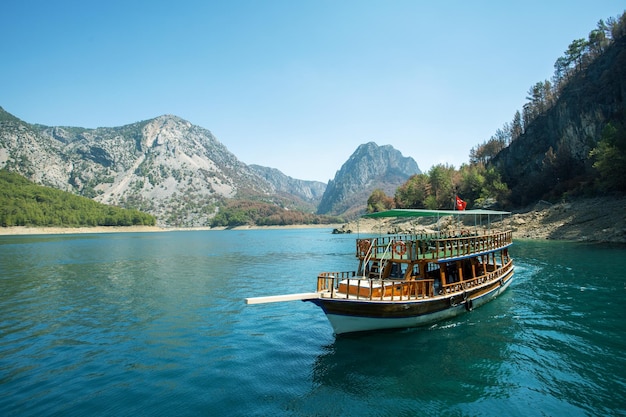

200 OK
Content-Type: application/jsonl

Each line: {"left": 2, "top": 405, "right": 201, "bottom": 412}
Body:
{"left": 313, "top": 272, "right": 513, "bottom": 335}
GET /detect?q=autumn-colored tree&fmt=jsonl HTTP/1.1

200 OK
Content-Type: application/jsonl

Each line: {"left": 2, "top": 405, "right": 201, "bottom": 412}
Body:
{"left": 366, "top": 189, "right": 395, "bottom": 213}
{"left": 470, "top": 137, "right": 507, "bottom": 165}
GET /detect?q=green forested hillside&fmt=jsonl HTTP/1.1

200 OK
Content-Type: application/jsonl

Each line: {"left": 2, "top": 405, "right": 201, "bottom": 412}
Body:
{"left": 0, "top": 170, "right": 156, "bottom": 227}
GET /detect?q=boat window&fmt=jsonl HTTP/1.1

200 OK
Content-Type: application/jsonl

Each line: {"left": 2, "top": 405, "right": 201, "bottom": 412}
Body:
{"left": 446, "top": 262, "right": 460, "bottom": 283}
{"left": 390, "top": 263, "right": 403, "bottom": 278}
{"left": 426, "top": 263, "right": 440, "bottom": 280}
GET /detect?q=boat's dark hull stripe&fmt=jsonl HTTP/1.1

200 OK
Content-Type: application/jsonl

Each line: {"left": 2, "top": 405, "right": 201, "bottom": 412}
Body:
{"left": 309, "top": 270, "right": 513, "bottom": 320}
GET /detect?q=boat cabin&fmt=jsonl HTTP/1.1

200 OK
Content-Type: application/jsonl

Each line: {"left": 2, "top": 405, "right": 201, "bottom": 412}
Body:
{"left": 318, "top": 209, "right": 513, "bottom": 302}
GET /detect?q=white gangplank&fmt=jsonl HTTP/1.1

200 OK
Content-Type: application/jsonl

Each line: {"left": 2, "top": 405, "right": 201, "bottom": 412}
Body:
{"left": 245, "top": 292, "right": 321, "bottom": 305}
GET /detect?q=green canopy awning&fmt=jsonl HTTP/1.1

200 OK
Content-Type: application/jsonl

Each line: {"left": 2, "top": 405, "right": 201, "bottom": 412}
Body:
{"left": 362, "top": 209, "right": 511, "bottom": 218}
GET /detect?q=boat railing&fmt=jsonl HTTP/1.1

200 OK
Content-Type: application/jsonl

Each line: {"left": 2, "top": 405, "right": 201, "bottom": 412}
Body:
{"left": 317, "top": 271, "right": 357, "bottom": 298}
{"left": 377, "top": 240, "right": 394, "bottom": 280}
{"left": 317, "top": 258, "right": 513, "bottom": 301}
{"left": 357, "top": 231, "right": 513, "bottom": 262}
{"left": 359, "top": 238, "right": 376, "bottom": 278}
{"left": 317, "top": 274, "right": 435, "bottom": 301}
{"left": 434, "top": 231, "right": 513, "bottom": 260}
{"left": 441, "top": 259, "right": 514, "bottom": 294}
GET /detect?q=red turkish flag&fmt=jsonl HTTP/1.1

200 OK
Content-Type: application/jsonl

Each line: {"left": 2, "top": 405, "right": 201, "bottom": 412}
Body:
{"left": 455, "top": 196, "right": 467, "bottom": 211}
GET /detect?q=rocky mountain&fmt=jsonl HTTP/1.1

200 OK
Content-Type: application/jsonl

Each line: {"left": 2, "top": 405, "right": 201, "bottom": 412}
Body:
{"left": 317, "top": 142, "right": 421, "bottom": 217}
{"left": 0, "top": 110, "right": 276, "bottom": 226}
{"left": 492, "top": 35, "right": 626, "bottom": 205}
{"left": 1, "top": 108, "right": 419, "bottom": 225}
{"left": 248, "top": 165, "right": 326, "bottom": 211}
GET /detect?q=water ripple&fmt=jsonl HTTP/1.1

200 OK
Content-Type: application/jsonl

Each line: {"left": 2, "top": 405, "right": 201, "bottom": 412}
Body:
{"left": 1, "top": 234, "right": 625, "bottom": 416}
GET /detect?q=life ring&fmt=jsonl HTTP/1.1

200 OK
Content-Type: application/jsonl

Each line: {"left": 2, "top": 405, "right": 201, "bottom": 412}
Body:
{"left": 393, "top": 241, "right": 407, "bottom": 256}
{"left": 358, "top": 239, "right": 371, "bottom": 254}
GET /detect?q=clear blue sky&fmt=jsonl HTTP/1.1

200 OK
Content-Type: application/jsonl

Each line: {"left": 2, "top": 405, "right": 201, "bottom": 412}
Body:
{"left": 2, "top": 1, "right": 624, "bottom": 182}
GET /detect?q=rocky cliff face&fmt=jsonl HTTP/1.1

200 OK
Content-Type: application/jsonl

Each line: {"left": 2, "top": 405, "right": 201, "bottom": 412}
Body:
{"left": 317, "top": 142, "right": 420, "bottom": 217}
{"left": 0, "top": 111, "right": 275, "bottom": 226}
{"left": 492, "top": 36, "right": 626, "bottom": 205}
{"left": 0, "top": 111, "right": 70, "bottom": 191}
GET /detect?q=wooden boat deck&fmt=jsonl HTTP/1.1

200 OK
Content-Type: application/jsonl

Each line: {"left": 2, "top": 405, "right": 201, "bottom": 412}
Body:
{"left": 317, "top": 230, "right": 513, "bottom": 302}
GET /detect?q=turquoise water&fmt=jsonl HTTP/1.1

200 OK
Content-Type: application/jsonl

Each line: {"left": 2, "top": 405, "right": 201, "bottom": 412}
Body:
{"left": 1, "top": 230, "right": 625, "bottom": 416}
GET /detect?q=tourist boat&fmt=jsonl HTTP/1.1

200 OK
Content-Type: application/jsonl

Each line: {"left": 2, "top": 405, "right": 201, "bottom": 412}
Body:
{"left": 246, "top": 209, "right": 514, "bottom": 335}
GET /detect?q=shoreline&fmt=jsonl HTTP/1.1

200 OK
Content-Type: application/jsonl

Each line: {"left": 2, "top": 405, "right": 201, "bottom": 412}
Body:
{"left": 1, "top": 197, "right": 624, "bottom": 243}
{"left": 0, "top": 223, "right": 342, "bottom": 236}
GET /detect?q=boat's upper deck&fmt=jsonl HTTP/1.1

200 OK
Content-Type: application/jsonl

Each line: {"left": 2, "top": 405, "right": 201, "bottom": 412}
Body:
{"left": 358, "top": 208, "right": 513, "bottom": 264}
{"left": 356, "top": 230, "right": 513, "bottom": 264}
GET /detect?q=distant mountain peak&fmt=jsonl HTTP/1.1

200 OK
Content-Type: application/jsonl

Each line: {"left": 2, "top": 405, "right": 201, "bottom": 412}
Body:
{"left": 317, "top": 142, "right": 420, "bottom": 217}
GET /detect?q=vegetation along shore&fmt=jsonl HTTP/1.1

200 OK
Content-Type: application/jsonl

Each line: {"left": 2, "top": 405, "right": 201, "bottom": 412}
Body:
{"left": 2, "top": 196, "right": 625, "bottom": 245}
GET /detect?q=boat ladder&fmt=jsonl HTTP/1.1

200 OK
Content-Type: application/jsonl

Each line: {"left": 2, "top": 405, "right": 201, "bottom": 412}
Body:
{"left": 361, "top": 238, "right": 394, "bottom": 281}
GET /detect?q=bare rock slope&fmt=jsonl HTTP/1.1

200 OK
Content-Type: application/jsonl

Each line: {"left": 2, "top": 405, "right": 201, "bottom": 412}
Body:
{"left": 510, "top": 197, "right": 626, "bottom": 243}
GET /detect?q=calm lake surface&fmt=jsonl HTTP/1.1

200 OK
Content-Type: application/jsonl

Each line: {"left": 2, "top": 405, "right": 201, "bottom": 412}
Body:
{"left": 1, "top": 229, "right": 625, "bottom": 416}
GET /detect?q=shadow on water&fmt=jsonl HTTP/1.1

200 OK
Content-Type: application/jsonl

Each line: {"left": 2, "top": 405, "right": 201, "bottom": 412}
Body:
{"left": 292, "top": 297, "right": 520, "bottom": 416}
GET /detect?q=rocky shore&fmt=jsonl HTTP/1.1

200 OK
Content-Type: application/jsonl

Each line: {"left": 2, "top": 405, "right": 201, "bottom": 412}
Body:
{"left": 509, "top": 197, "right": 626, "bottom": 243}
{"left": 335, "top": 196, "right": 626, "bottom": 244}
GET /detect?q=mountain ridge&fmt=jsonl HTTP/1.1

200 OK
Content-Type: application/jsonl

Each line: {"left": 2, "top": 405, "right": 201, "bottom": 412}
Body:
{"left": 1, "top": 107, "right": 420, "bottom": 225}
{"left": 1, "top": 111, "right": 274, "bottom": 226}
{"left": 248, "top": 164, "right": 326, "bottom": 212}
